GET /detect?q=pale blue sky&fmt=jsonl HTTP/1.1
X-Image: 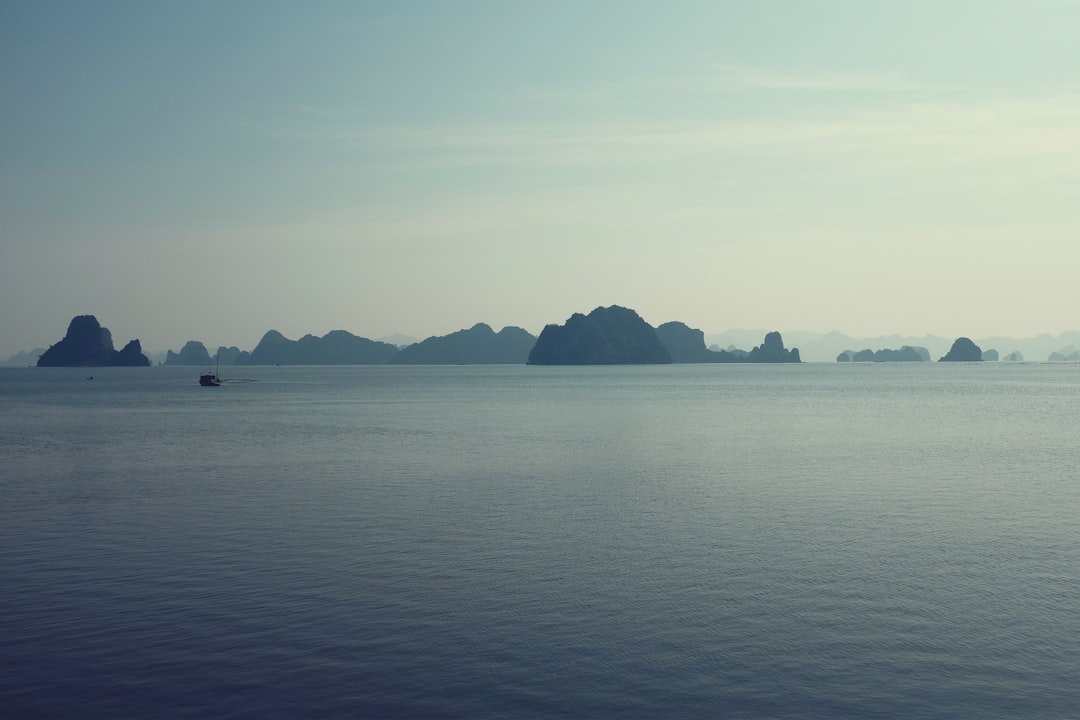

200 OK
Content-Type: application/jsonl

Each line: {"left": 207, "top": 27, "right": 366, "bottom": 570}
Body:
{"left": 3, "top": 1, "right": 1078, "bottom": 356}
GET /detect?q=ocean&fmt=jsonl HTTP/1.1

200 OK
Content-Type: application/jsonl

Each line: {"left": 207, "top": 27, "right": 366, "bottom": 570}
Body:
{"left": 2, "top": 363, "right": 1078, "bottom": 719}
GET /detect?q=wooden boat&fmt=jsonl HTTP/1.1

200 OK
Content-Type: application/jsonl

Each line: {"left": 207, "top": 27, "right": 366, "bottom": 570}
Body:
{"left": 199, "top": 353, "right": 222, "bottom": 386}
{"left": 199, "top": 372, "right": 221, "bottom": 387}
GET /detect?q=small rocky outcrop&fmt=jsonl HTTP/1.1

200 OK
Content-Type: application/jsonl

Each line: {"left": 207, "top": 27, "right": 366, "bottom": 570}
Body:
{"left": 1002, "top": 351, "right": 1024, "bottom": 362}
{"left": 981, "top": 349, "right": 999, "bottom": 361}
{"left": 165, "top": 340, "right": 213, "bottom": 366}
{"left": 116, "top": 340, "right": 150, "bottom": 366}
{"left": 748, "top": 331, "right": 801, "bottom": 363}
{"left": 37, "top": 315, "right": 150, "bottom": 367}
{"left": 527, "top": 305, "right": 672, "bottom": 365}
{"left": 939, "top": 337, "right": 983, "bottom": 362}
{"left": 390, "top": 323, "right": 536, "bottom": 364}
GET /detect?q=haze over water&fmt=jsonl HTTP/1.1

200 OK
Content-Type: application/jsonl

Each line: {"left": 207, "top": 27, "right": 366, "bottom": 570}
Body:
{"left": 2, "top": 363, "right": 1078, "bottom": 718}
{"left": 4, "top": 2, "right": 1080, "bottom": 355}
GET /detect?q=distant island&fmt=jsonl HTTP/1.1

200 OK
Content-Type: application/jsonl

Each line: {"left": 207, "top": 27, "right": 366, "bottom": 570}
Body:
{"left": 37, "top": 315, "right": 150, "bottom": 367}
{"left": 527, "top": 305, "right": 800, "bottom": 365}
{"left": 1048, "top": 346, "right": 1080, "bottom": 362}
{"left": 164, "top": 343, "right": 244, "bottom": 366}
{"left": 13, "top": 312, "right": 1080, "bottom": 367}
{"left": 390, "top": 323, "right": 536, "bottom": 364}
{"left": 656, "top": 322, "right": 746, "bottom": 362}
{"left": 528, "top": 306, "right": 672, "bottom": 365}
{"left": 166, "top": 340, "right": 213, "bottom": 366}
{"left": 748, "top": 331, "right": 801, "bottom": 363}
{"left": 837, "top": 346, "right": 929, "bottom": 362}
{"left": 939, "top": 337, "right": 983, "bottom": 362}
{"left": 163, "top": 324, "right": 535, "bottom": 366}
{"left": 2, "top": 348, "right": 46, "bottom": 367}
{"left": 235, "top": 329, "right": 399, "bottom": 365}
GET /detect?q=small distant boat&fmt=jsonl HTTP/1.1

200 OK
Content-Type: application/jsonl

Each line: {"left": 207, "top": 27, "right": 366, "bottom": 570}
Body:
{"left": 199, "top": 372, "right": 222, "bottom": 387}
{"left": 199, "top": 353, "right": 223, "bottom": 386}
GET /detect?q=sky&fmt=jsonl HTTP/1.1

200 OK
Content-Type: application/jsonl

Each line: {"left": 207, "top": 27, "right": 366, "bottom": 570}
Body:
{"left": 2, "top": 1, "right": 1079, "bottom": 357}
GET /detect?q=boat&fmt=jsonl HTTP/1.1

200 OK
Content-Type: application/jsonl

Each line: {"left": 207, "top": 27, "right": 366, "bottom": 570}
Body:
{"left": 199, "top": 353, "right": 222, "bottom": 386}
{"left": 199, "top": 372, "right": 222, "bottom": 387}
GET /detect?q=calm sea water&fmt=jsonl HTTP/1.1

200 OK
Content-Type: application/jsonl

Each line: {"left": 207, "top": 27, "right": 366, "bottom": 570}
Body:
{"left": 2, "top": 363, "right": 1079, "bottom": 719}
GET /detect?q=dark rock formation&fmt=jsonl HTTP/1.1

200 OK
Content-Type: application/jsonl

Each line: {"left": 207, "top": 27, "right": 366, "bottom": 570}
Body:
{"left": 116, "top": 340, "right": 150, "bottom": 366}
{"left": 214, "top": 346, "right": 244, "bottom": 366}
{"left": 837, "top": 346, "right": 928, "bottom": 362}
{"left": 981, "top": 348, "right": 999, "bottom": 361}
{"left": 887, "top": 346, "right": 926, "bottom": 362}
{"left": 748, "top": 331, "right": 801, "bottom": 363}
{"left": 527, "top": 305, "right": 672, "bottom": 365}
{"left": 165, "top": 340, "right": 213, "bottom": 366}
{"left": 656, "top": 322, "right": 743, "bottom": 363}
{"left": 390, "top": 323, "right": 536, "bottom": 364}
{"left": 235, "top": 329, "right": 400, "bottom": 365}
{"left": 37, "top": 315, "right": 150, "bottom": 367}
{"left": 939, "top": 337, "right": 983, "bottom": 362}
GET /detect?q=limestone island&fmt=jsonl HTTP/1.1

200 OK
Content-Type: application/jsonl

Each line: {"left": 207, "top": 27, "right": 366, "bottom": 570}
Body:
{"left": 37, "top": 315, "right": 150, "bottom": 367}
{"left": 527, "top": 305, "right": 801, "bottom": 365}
{"left": 656, "top": 322, "right": 746, "bottom": 362}
{"left": 234, "top": 329, "right": 400, "bottom": 365}
{"left": 837, "top": 346, "right": 929, "bottom": 362}
{"left": 390, "top": 323, "right": 536, "bottom": 364}
{"left": 528, "top": 305, "right": 672, "bottom": 365}
{"left": 165, "top": 341, "right": 245, "bottom": 366}
{"left": 938, "top": 337, "right": 983, "bottom": 362}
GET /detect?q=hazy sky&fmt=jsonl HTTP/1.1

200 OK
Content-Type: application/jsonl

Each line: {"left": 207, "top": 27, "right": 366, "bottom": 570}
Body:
{"left": 3, "top": 1, "right": 1078, "bottom": 356}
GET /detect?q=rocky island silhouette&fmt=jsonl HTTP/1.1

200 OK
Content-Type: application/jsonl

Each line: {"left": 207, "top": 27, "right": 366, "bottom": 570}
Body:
{"left": 36, "top": 315, "right": 150, "bottom": 367}
{"left": 22, "top": 309, "right": 1077, "bottom": 367}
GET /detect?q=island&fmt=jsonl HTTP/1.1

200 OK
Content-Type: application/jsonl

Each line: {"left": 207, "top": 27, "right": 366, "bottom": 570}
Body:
{"left": 655, "top": 322, "right": 745, "bottom": 363}
{"left": 1048, "top": 347, "right": 1080, "bottom": 362}
{"left": 748, "top": 331, "right": 801, "bottom": 363}
{"left": 165, "top": 340, "right": 213, "bottom": 366}
{"left": 390, "top": 323, "right": 536, "bottom": 364}
{"left": 527, "top": 306, "right": 801, "bottom": 365}
{"left": 527, "top": 305, "right": 672, "bottom": 365}
{"left": 938, "top": 337, "right": 983, "bottom": 362}
{"left": 234, "top": 329, "right": 400, "bottom": 365}
{"left": 837, "top": 346, "right": 928, "bottom": 362}
{"left": 37, "top": 315, "right": 150, "bottom": 367}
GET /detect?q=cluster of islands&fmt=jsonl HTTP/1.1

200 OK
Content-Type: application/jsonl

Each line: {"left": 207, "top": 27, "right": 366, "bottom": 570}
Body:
{"left": 20, "top": 306, "right": 1077, "bottom": 369}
